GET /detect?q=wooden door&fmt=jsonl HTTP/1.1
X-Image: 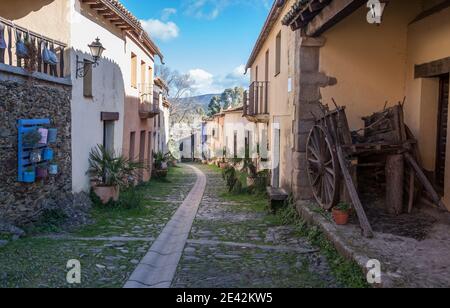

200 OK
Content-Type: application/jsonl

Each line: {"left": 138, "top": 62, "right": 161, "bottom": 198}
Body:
{"left": 436, "top": 75, "right": 449, "bottom": 192}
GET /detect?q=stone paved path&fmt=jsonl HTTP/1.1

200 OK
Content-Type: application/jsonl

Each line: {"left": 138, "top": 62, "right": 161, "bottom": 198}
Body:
{"left": 124, "top": 164, "right": 206, "bottom": 288}
{"left": 171, "top": 164, "right": 339, "bottom": 288}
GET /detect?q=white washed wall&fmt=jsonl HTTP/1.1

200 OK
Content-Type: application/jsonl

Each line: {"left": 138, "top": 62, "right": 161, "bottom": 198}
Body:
{"left": 70, "top": 0, "right": 126, "bottom": 192}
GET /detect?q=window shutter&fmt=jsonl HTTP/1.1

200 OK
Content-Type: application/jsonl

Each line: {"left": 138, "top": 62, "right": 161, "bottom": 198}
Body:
{"left": 83, "top": 60, "right": 93, "bottom": 97}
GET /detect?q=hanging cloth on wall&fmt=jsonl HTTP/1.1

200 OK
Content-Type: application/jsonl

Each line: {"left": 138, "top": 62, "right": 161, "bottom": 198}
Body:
{"left": 41, "top": 41, "right": 58, "bottom": 65}
{"left": 15, "top": 26, "right": 29, "bottom": 59}
{"left": 0, "top": 22, "right": 6, "bottom": 49}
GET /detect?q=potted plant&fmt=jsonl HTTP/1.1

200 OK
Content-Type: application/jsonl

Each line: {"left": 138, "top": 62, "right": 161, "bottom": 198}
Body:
{"left": 153, "top": 151, "right": 168, "bottom": 178}
{"left": 243, "top": 159, "right": 258, "bottom": 187}
{"left": 48, "top": 161, "right": 58, "bottom": 175}
{"left": 38, "top": 128, "right": 48, "bottom": 144}
{"left": 36, "top": 164, "right": 48, "bottom": 179}
{"left": 87, "top": 145, "right": 143, "bottom": 204}
{"left": 47, "top": 128, "right": 58, "bottom": 143}
{"left": 332, "top": 202, "right": 351, "bottom": 225}
{"left": 23, "top": 130, "right": 42, "bottom": 148}
{"left": 42, "top": 148, "right": 54, "bottom": 161}
{"left": 23, "top": 166, "right": 36, "bottom": 183}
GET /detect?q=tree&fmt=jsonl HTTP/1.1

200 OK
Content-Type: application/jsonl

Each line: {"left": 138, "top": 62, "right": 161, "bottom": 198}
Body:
{"left": 221, "top": 88, "right": 234, "bottom": 110}
{"left": 218, "top": 87, "right": 245, "bottom": 110}
{"left": 207, "top": 96, "right": 221, "bottom": 117}
{"left": 155, "top": 65, "right": 202, "bottom": 125}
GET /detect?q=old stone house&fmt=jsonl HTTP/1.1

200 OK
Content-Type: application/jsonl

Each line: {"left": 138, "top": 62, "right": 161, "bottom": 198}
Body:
{"left": 0, "top": 0, "right": 163, "bottom": 226}
{"left": 244, "top": 0, "right": 297, "bottom": 195}
{"left": 281, "top": 0, "right": 450, "bottom": 210}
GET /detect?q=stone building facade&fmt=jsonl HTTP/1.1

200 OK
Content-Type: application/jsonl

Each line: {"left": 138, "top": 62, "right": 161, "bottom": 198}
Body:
{"left": 0, "top": 79, "right": 72, "bottom": 226}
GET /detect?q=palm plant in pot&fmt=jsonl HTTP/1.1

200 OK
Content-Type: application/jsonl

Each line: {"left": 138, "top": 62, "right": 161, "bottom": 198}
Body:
{"left": 219, "top": 147, "right": 228, "bottom": 169}
{"left": 153, "top": 151, "right": 168, "bottom": 178}
{"left": 243, "top": 159, "right": 258, "bottom": 187}
{"left": 87, "top": 145, "right": 143, "bottom": 204}
{"left": 332, "top": 202, "right": 351, "bottom": 225}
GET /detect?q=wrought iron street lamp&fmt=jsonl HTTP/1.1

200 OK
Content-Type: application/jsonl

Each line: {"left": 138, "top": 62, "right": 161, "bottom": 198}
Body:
{"left": 76, "top": 37, "right": 106, "bottom": 78}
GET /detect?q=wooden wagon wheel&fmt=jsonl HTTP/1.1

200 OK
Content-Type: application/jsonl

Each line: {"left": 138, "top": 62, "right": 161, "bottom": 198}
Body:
{"left": 307, "top": 125, "right": 341, "bottom": 210}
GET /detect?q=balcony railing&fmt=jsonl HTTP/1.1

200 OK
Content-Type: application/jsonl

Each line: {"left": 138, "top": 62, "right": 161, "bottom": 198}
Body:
{"left": 138, "top": 84, "right": 159, "bottom": 119}
{"left": 243, "top": 81, "right": 269, "bottom": 122}
{"left": 0, "top": 16, "right": 67, "bottom": 79}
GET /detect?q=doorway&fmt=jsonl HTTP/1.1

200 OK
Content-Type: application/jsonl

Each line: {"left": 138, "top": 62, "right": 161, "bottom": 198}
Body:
{"left": 272, "top": 124, "right": 281, "bottom": 188}
{"left": 436, "top": 74, "right": 449, "bottom": 192}
{"left": 103, "top": 121, "right": 115, "bottom": 154}
{"left": 138, "top": 131, "right": 146, "bottom": 182}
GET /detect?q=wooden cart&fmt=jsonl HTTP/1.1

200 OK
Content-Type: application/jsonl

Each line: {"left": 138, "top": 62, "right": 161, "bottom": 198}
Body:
{"left": 307, "top": 101, "right": 446, "bottom": 238}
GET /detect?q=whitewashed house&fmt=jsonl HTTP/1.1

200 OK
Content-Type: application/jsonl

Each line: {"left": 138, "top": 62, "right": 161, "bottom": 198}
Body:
{"left": 70, "top": 0, "right": 163, "bottom": 192}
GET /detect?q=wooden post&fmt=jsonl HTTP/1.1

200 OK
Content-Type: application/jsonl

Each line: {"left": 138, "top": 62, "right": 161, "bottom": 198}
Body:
{"left": 386, "top": 154, "right": 404, "bottom": 215}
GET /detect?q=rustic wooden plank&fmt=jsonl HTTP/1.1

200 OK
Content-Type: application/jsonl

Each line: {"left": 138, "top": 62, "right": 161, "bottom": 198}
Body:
{"left": 404, "top": 152, "right": 446, "bottom": 210}
{"left": 415, "top": 57, "right": 450, "bottom": 78}
{"left": 7, "top": 25, "right": 12, "bottom": 65}
{"left": 408, "top": 169, "right": 415, "bottom": 214}
{"left": 60, "top": 47, "right": 65, "bottom": 78}
{"left": 101, "top": 112, "right": 120, "bottom": 121}
{"left": 386, "top": 154, "right": 404, "bottom": 215}
{"left": 336, "top": 145, "right": 374, "bottom": 238}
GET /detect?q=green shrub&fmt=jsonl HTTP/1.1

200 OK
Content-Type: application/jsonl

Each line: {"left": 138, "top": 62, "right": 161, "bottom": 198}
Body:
{"left": 231, "top": 179, "right": 243, "bottom": 194}
{"left": 116, "top": 189, "right": 144, "bottom": 210}
{"left": 25, "top": 208, "right": 68, "bottom": 234}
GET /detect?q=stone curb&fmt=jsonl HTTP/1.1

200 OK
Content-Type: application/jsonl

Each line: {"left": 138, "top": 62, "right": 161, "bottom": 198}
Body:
{"left": 296, "top": 201, "right": 395, "bottom": 288}
{"left": 124, "top": 164, "right": 206, "bottom": 289}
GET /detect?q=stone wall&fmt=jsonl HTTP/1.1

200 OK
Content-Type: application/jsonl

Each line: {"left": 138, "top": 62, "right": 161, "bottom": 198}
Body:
{"left": 0, "top": 79, "right": 72, "bottom": 226}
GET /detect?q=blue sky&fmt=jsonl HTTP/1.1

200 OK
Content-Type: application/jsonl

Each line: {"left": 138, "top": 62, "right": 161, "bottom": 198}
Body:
{"left": 120, "top": 0, "right": 272, "bottom": 95}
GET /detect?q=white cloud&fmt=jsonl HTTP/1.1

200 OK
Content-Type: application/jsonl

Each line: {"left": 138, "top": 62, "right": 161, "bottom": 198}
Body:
{"left": 161, "top": 8, "right": 177, "bottom": 21}
{"left": 188, "top": 65, "right": 250, "bottom": 95}
{"left": 184, "top": 0, "right": 271, "bottom": 20}
{"left": 141, "top": 19, "right": 180, "bottom": 42}
{"left": 188, "top": 69, "right": 218, "bottom": 93}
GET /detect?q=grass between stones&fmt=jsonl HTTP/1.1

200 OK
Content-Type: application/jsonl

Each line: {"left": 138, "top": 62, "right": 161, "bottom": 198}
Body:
{"left": 200, "top": 163, "right": 368, "bottom": 288}
{"left": 0, "top": 165, "right": 195, "bottom": 288}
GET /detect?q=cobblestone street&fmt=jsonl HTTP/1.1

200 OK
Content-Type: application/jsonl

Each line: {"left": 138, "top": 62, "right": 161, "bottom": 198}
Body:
{"left": 171, "top": 164, "right": 339, "bottom": 288}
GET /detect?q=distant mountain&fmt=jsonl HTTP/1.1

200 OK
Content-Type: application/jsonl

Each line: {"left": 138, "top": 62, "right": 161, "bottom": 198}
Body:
{"left": 176, "top": 94, "right": 220, "bottom": 110}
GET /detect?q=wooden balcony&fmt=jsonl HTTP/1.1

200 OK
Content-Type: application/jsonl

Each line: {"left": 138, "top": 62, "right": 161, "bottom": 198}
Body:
{"left": 0, "top": 16, "right": 68, "bottom": 83}
{"left": 138, "top": 84, "right": 159, "bottom": 119}
{"left": 243, "top": 81, "right": 270, "bottom": 123}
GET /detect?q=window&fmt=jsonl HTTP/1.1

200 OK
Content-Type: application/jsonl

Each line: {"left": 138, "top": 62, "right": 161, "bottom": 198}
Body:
{"left": 139, "top": 130, "right": 146, "bottom": 166}
{"left": 158, "top": 133, "right": 161, "bottom": 152}
{"left": 255, "top": 65, "right": 259, "bottom": 82}
{"left": 265, "top": 49, "right": 269, "bottom": 81}
{"left": 103, "top": 121, "right": 114, "bottom": 154}
{"left": 129, "top": 131, "right": 136, "bottom": 160}
{"left": 148, "top": 67, "right": 153, "bottom": 86}
{"left": 141, "top": 61, "right": 146, "bottom": 85}
{"left": 147, "top": 132, "right": 152, "bottom": 168}
{"left": 83, "top": 60, "right": 93, "bottom": 97}
{"left": 131, "top": 53, "right": 137, "bottom": 88}
{"left": 233, "top": 131, "right": 238, "bottom": 159}
{"left": 275, "top": 31, "right": 281, "bottom": 76}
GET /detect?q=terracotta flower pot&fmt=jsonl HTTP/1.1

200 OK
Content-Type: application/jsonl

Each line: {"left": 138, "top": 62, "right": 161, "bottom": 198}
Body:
{"left": 156, "top": 169, "right": 168, "bottom": 178}
{"left": 247, "top": 176, "right": 256, "bottom": 187}
{"left": 36, "top": 167, "right": 48, "bottom": 179}
{"left": 332, "top": 209, "right": 350, "bottom": 225}
{"left": 219, "top": 162, "right": 228, "bottom": 169}
{"left": 93, "top": 185, "right": 119, "bottom": 204}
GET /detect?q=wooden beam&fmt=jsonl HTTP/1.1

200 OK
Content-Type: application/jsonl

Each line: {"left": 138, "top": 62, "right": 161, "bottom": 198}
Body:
{"left": 101, "top": 112, "right": 119, "bottom": 121}
{"left": 415, "top": 57, "right": 450, "bottom": 78}
{"left": 306, "top": 0, "right": 365, "bottom": 37}
{"left": 410, "top": 0, "right": 450, "bottom": 24}
{"left": 336, "top": 145, "right": 374, "bottom": 238}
